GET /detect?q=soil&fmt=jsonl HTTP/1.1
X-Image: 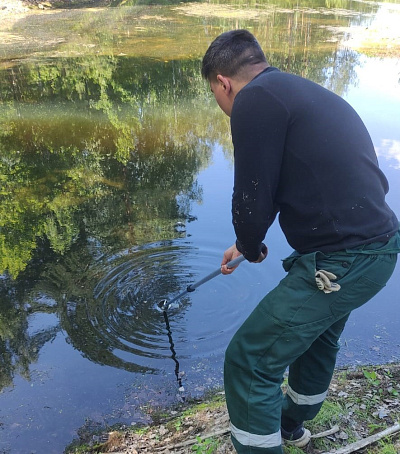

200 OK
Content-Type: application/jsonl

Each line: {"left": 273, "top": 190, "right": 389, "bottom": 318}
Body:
{"left": 0, "top": 0, "right": 112, "bottom": 17}
{"left": 0, "top": 0, "right": 27, "bottom": 13}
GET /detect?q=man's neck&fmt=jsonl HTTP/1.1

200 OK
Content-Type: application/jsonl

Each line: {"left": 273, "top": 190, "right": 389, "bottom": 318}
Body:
{"left": 231, "top": 63, "right": 270, "bottom": 97}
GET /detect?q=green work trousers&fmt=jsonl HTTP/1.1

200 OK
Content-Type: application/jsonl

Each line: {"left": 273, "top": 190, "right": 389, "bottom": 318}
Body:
{"left": 225, "top": 233, "right": 400, "bottom": 453}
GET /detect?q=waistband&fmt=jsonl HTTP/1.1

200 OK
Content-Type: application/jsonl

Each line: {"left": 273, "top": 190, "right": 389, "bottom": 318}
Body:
{"left": 344, "top": 229, "right": 400, "bottom": 255}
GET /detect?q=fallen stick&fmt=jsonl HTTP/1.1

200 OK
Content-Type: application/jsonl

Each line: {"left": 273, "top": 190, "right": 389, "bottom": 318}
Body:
{"left": 323, "top": 422, "right": 400, "bottom": 454}
{"left": 155, "top": 427, "right": 230, "bottom": 450}
{"left": 312, "top": 425, "right": 340, "bottom": 439}
{"left": 157, "top": 424, "right": 341, "bottom": 451}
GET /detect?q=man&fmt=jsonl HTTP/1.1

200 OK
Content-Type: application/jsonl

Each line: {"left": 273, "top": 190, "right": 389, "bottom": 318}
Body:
{"left": 201, "top": 29, "right": 400, "bottom": 454}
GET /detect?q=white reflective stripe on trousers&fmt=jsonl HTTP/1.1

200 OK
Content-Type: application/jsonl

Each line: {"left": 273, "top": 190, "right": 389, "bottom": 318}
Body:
{"left": 286, "top": 384, "right": 327, "bottom": 406}
{"left": 230, "top": 422, "right": 282, "bottom": 448}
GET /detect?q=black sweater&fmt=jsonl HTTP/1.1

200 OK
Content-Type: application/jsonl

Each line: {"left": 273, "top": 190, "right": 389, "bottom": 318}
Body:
{"left": 231, "top": 67, "right": 398, "bottom": 261}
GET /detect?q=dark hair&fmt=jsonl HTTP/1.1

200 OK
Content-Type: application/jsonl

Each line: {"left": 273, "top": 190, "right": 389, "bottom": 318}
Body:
{"left": 201, "top": 29, "right": 267, "bottom": 81}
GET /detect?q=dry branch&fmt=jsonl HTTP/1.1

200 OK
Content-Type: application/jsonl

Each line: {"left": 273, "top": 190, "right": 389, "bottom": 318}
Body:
{"left": 311, "top": 425, "right": 340, "bottom": 439}
{"left": 323, "top": 422, "right": 400, "bottom": 454}
{"left": 158, "top": 424, "right": 341, "bottom": 451}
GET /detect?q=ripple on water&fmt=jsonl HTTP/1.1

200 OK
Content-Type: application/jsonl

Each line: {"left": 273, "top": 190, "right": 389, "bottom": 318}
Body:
{"left": 90, "top": 241, "right": 268, "bottom": 373}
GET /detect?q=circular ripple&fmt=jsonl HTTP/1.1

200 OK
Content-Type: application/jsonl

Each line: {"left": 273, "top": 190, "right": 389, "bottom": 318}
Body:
{"left": 66, "top": 240, "right": 270, "bottom": 375}
{"left": 90, "top": 241, "right": 197, "bottom": 371}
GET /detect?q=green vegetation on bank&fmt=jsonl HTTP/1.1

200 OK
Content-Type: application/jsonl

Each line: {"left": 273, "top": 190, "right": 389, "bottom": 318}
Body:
{"left": 65, "top": 364, "right": 400, "bottom": 453}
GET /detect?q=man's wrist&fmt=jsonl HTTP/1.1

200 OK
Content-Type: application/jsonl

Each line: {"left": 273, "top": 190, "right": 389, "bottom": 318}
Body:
{"left": 235, "top": 239, "right": 264, "bottom": 262}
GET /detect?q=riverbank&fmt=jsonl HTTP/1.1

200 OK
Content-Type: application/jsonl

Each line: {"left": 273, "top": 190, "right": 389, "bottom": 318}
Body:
{"left": 0, "top": 0, "right": 110, "bottom": 10}
{"left": 66, "top": 363, "right": 400, "bottom": 454}
{"left": 0, "top": 0, "right": 110, "bottom": 18}
{"left": 0, "top": 0, "right": 27, "bottom": 13}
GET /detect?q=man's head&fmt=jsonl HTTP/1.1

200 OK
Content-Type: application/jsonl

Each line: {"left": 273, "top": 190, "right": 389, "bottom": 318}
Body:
{"left": 201, "top": 29, "right": 268, "bottom": 82}
{"left": 202, "top": 30, "right": 269, "bottom": 116}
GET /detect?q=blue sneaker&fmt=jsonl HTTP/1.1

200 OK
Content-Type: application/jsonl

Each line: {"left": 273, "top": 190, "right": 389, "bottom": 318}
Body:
{"left": 281, "top": 424, "right": 311, "bottom": 447}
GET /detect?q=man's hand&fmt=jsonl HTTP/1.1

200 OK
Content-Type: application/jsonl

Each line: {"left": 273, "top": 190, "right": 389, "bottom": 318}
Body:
{"left": 220, "top": 243, "right": 268, "bottom": 275}
{"left": 221, "top": 244, "right": 242, "bottom": 275}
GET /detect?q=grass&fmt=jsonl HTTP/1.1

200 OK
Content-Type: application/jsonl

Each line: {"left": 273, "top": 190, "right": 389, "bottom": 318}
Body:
{"left": 65, "top": 364, "right": 400, "bottom": 453}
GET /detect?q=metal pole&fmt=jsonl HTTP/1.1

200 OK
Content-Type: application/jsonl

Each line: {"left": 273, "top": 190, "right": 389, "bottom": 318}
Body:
{"left": 159, "top": 254, "right": 246, "bottom": 311}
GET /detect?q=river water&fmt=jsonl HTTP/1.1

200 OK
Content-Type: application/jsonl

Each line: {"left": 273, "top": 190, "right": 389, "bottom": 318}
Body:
{"left": 0, "top": 1, "right": 399, "bottom": 452}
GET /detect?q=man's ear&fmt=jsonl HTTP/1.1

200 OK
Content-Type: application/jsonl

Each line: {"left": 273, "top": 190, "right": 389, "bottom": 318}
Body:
{"left": 216, "top": 75, "right": 232, "bottom": 94}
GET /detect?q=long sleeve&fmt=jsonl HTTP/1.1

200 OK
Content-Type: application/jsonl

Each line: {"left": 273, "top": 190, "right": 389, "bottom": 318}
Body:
{"left": 231, "top": 83, "right": 289, "bottom": 261}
